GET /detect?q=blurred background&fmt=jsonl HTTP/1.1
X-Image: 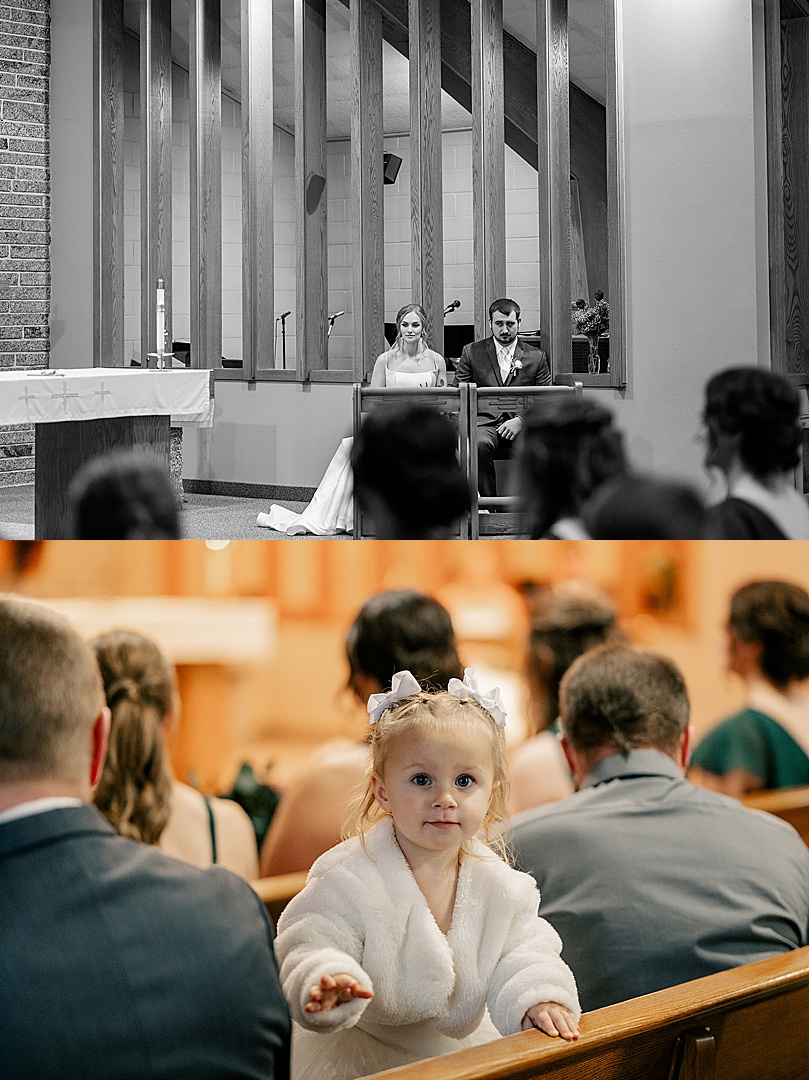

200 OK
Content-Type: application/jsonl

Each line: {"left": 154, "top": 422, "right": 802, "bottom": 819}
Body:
{"left": 3, "top": 539, "right": 807, "bottom": 798}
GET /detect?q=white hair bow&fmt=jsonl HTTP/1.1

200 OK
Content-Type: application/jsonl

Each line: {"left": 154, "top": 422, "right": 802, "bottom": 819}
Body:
{"left": 367, "top": 670, "right": 422, "bottom": 725}
{"left": 447, "top": 667, "right": 507, "bottom": 728}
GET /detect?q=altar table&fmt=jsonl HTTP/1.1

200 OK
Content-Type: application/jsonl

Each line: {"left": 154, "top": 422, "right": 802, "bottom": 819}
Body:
{"left": 0, "top": 367, "right": 214, "bottom": 538}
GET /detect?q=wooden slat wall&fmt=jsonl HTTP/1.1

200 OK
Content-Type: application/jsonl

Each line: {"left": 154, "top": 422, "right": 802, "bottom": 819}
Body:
{"left": 779, "top": 16, "right": 809, "bottom": 378}
{"left": 140, "top": 0, "right": 173, "bottom": 367}
{"left": 93, "top": 0, "right": 125, "bottom": 367}
{"left": 471, "top": 0, "right": 506, "bottom": 341}
{"left": 409, "top": 0, "right": 444, "bottom": 355}
{"left": 296, "top": 0, "right": 328, "bottom": 379}
{"left": 351, "top": 0, "right": 385, "bottom": 380}
{"left": 536, "top": 0, "right": 571, "bottom": 375}
{"left": 189, "top": 0, "right": 223, "bottom": 371}
{"left": 605, "top": 0, "right": 626, "bottom": 386}
{"left": 241, "top": 0, "right": 274, "bottom": 378}
{"left": 764, "top": 4, "right": 787, "bottom": 373}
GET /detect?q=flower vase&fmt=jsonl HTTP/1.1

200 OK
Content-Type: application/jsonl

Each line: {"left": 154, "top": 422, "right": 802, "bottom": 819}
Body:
{"left": 587, "top": 334, "right": 600, "bottom": 375}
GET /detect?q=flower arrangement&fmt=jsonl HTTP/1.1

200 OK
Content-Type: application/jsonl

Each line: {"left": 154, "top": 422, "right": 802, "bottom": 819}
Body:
{"left": 571, "top": 290, "right": 609, "bottom": 338}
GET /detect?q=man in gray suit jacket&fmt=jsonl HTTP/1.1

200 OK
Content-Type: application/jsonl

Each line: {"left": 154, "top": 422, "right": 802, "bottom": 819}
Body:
{"left": 0, "top": 596, "right": 291, "bottom": 1080}
{"left": 510, "top": 643, "right": 809, "bottom": 1013}
{"left": 454, "top": 298, "right": 551, "bottom": 500}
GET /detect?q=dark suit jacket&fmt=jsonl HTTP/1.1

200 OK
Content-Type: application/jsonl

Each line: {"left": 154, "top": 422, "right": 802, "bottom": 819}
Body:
{"left": 0, "top": 805, "right": 291, "bottom": 1080}
{"left": 454, "top": 336, "right": 552, "bottom": 424}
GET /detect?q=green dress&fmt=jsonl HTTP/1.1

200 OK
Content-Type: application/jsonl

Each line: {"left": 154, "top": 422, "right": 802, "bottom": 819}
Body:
{"left": 691, "top": 708, "right": 809, "bottom": 789}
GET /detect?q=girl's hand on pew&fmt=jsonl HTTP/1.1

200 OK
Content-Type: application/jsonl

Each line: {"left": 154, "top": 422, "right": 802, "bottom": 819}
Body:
{"left": 521, "top": 1001, "right": 580, "bottom": 1041}
{"left": 305, "top": 973, "right": 374, "bottom": 1012}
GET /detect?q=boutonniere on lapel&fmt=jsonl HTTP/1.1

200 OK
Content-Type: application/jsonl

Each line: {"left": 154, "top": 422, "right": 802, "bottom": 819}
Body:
{"left": 507, "top": 356, "right": 522, "bottom": 382}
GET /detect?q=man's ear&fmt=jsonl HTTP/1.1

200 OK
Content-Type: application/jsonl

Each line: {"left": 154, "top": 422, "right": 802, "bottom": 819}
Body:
{"left": 679, "top": 725, "right": 693, "bottom": 771}
{"left": 371, "top": 774, "right": 389, "bottom": 811}
{"left": 89, "top": 707, "right": 111, "bottom": 789}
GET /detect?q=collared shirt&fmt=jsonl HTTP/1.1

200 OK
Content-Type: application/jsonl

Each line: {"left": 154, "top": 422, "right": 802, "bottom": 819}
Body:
{"left": 510, "top": 748, "right": 809, "bottom": 1011}
{"left": 0, "top": 796, "right": 83, "bottom": 825}
{"left": 495, "top": 340, "right": 516, "bottom": 383}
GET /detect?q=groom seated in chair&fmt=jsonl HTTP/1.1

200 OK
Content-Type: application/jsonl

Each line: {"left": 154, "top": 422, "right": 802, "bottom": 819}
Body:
{"left": 455, "top": 298, "right": 551, "bottom": 504}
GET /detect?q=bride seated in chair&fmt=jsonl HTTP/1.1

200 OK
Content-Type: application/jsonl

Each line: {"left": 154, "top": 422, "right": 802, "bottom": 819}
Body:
{"left": 257, "top": 303, "right": 447, "bottom": 536}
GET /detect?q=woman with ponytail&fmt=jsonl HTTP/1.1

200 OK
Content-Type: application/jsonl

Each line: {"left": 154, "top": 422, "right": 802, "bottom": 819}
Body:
{"left": 92, "top": 630, "right": 259, "bottom": 878}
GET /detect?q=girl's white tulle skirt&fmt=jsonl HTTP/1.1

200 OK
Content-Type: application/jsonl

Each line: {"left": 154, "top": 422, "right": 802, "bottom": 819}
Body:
{"left": 291, "top": 1012, "right": 501, "bottom": 1080}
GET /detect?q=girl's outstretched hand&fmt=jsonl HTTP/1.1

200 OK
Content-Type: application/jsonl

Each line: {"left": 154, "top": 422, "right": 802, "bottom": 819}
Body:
{"left": 305, "top": 973, "right": 374, "bottom": 1013}
{"left": 521, "top": 1001, "right": 580, "bottom": 1041}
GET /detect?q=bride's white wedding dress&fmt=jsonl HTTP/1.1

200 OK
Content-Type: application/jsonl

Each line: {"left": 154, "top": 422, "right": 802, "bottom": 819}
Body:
{"left": 257, "top": 358, "right": 442, "bottom": 536}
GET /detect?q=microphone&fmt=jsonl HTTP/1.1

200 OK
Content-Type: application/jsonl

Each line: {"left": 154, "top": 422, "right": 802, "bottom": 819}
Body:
{"left": 276, "top": 310, "right": 291, "bottom": 321}
{"left": 443, "top": 299, "right": 461, "bottom": 315}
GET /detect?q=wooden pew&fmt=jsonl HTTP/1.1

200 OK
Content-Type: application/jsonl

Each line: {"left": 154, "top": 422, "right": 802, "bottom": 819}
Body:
{"left": 361, "top": 946, "right": 809, "bottom": 1080}
{"left": 249, "top": 870, "right": 308, "bottom": 926}
{"left": 743, "top": 785, "right": 809, "bottom": 847}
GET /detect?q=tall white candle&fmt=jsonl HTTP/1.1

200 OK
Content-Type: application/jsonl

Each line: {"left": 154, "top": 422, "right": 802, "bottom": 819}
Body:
{"left": 156, "top": 277, "right": 165, "bottom": 367}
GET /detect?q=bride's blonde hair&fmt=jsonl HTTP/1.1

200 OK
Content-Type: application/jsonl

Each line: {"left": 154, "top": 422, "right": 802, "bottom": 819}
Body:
{"left": 391, "top": 303, "right": 430, "bottom": 356}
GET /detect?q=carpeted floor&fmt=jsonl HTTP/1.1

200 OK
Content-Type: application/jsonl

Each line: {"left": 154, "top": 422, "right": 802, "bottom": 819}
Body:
{"left": 0, "top": 485, "right": 352, "bottom": 540}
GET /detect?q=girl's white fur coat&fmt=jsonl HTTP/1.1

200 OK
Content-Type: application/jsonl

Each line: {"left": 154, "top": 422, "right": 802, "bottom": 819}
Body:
{"left": 275, "top": 818, "right": 579, "bottom": 1077}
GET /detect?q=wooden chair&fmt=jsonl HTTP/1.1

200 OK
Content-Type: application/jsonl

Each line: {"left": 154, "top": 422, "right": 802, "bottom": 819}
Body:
{"left": 743, "top": 784, "right": 809, "bottom": 848}
{"left": 360, "top": 945, "right": 809, "bottom": 1080}
{"left": 351, "top": 382, "right": 472, "bottom": 539}
{"left": 249, "top": 870, "right": 308, "bottom": 926}
{"left": 468, "top": 381, "right": 583, "bottom": 538}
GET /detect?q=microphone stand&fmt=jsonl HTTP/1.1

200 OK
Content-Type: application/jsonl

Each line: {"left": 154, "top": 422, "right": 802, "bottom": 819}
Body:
{"left": 278, "top": 312, "right": 289, "bottom": 368}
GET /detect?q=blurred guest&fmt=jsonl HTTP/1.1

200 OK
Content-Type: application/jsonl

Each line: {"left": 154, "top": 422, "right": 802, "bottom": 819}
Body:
{"left": 516, "top": 397, "right": 627, "bottom": 538}
{"left": 702, "top": 367, "right": 809, "bottom": 539}
{"left": 351, "top": 403, "right": 470, "bottom": 538}
{"left": 68, "top": 449, "right": 180, "bottom": 539}
{"left": 0, "top": 596, "right": 290, "bottom": 1080}
{"left": 93, "top": 629, "right": 259, "bottom": 878}
{"left": 511, "top": 643, "right": 809, "bottom": 1013}
{"left": 509, "top": 585, "right": 621, "bottom": 813}
{"left": 583, "top": 474, "right": 707, "bottom": 538}
{"left": 689, "top": 580, "right": 809, "bottom": 796}
{"left": 260, "top": 589, "right": 463, "bottom": 877}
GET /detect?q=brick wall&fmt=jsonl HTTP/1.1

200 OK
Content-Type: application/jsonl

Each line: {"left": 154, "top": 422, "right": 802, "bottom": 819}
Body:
{"left": 0, "top": 0, "right": 49, "bottom": 488}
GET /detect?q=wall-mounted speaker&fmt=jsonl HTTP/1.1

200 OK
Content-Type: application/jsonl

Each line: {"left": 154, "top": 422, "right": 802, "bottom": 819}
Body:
{"left": 383, "top": 153, "right": 402, "bottom": 185}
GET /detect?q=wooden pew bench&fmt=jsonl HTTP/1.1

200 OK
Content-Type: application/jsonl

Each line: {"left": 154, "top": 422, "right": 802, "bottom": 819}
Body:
{"left": 250, "top": 870, "right": 308, "bottom": 926}
{"left": 361, "top": 946, "right": 809, "bottom": 1080}
{"left": 743, "top": 785, "right": 809, "bottom": 848}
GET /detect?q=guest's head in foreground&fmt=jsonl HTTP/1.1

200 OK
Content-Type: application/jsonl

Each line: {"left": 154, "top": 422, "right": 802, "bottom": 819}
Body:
{"left": 345, "top": 589, "right": 463, "bottom": 703}
{"left": 725, "top": 580, "right": 809, "bottom": 692}
{"left": 91, "top": 630, "right": 176, "bottom": 845}
{"left": 702, "top": 367, "right": 801, "bottom": 485}
{"left": 68, "top": 449, "right": 180, "bottom": 539}
{"left": 583, "top": 474, "right": 707, "bottom": 538}
{"left": 559, "top": 644, "right": 691, "bottom": 784}
{"left": 0, "top": 595, "right": 108, "bottom": 802}
{"left": 352, "top": 403, "right": 470, "bottom": 538}
{"left": 516, "top": 396, "right": 627, "bottom": 538}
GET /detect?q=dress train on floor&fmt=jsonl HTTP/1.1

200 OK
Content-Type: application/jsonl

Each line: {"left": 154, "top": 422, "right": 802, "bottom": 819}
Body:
{"left": 257, "top": 437, "right": 354, "bottom": 536}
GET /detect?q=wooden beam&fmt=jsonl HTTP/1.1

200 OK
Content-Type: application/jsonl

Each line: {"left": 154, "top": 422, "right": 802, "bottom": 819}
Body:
{"left": 537, "top": 0, "right": 571, "bottom": 374}
{"left": 471, "top": 0, "right": 506, "bottom": 339}
{"left": 189, "top": 0, "right": 223, "bottom": 370}
{"left": 140, "top": 0, "right": 173, "bottom": 367}
{"left": 296, "top": 0, "right": 328, "bottom": 377}
{"left": 765, "top": 5, "right": 787, "bottom": 373}
{"left": 242, "top": 0, "right": 274, "bottom": 378}
{"left": 93, "top": 0, "right": 125, "bottom": 367}
{"left": 351, "top": 0, "right": 385, "bottom": 381}
{"left": 409, "top": 0, "right": 444, "bottom": 355}
{"left": 605, "top": 0, "right": 626, "bottom": 385}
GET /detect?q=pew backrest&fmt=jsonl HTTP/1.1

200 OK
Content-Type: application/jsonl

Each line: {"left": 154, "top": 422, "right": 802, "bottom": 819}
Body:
{"left": 743, "top": 785, "right": 809, "bottom": 847}
{"left": 360, "top": 946, "right": 809, "bottom": 1080}
{"left": 249, "top": 870, "right": 308, "bottom": 926}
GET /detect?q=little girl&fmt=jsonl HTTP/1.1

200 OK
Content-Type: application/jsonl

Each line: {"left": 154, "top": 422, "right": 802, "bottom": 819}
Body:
{"left": 275, "top": 669, "right": 580, "bottom": 1080}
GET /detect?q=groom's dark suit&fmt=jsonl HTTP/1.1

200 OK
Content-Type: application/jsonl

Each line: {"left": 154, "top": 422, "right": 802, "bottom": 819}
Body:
{"left": 455, "top": 336, "right": 551, "bottom": 498}
{"left": 0, "top": 804, "right": 291, "bottom": 1080}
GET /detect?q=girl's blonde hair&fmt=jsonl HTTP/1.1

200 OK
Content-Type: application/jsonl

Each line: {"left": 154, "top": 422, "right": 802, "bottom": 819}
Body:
{"left": 91, "top": 630, "right": 176, "bottom": 845}
{"left": 343, "top": 690, "right": 511, "bottom": 860}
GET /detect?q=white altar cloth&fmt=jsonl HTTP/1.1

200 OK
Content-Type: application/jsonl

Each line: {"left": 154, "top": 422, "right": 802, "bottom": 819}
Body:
{"left": 0, "top": 367, "right": 213, "bottom": 427}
